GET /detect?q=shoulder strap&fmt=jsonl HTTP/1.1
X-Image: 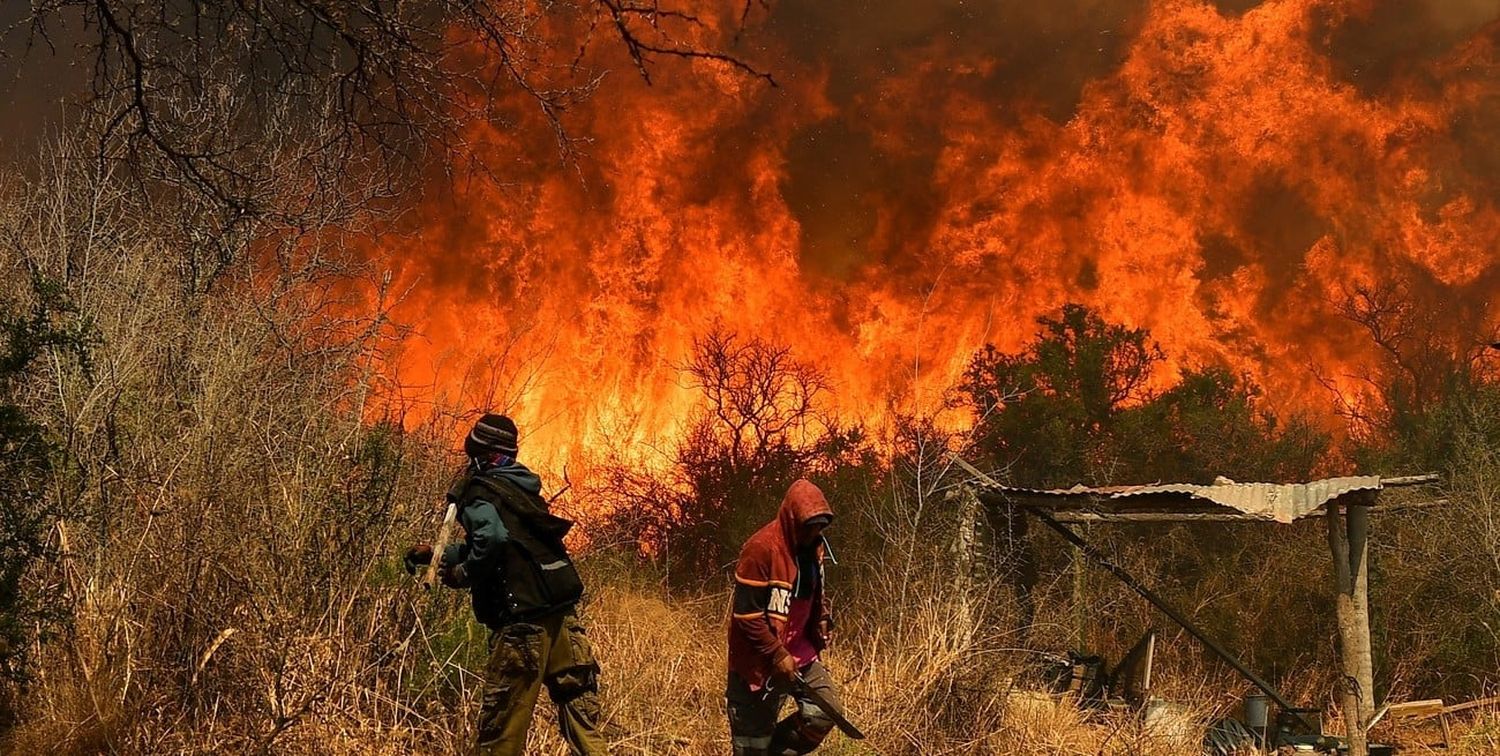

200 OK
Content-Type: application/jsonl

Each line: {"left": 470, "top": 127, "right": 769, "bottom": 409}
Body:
{"left": 445, "top": 470, "right": 474, "bottom": 504}
{"left": 470, "top": 475, "right": 575, "bottom": 542}
{"left": 469, "top": 474, "right": 545, "bottom": 514}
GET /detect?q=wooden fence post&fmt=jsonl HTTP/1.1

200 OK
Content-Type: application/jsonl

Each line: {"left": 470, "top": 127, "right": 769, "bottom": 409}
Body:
{"left": 948, "top": 484, "right": 980, "bottom": 628}
{"left": 1328, "top": 499, "right": 1373, "bottom": 756}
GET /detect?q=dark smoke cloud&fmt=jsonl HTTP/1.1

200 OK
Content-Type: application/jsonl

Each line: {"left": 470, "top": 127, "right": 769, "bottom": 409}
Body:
{"left": 0, "top": 5, "right": 91, "bottom": 160}
{"left": 1319, "top": 0, "right": 1500, "bottom": 94}
{"left": 1210, "top": 0, "right": 1268, "bottom": 16}
{"left": 765, "top": 0, "right": 1147, "bottom": 116}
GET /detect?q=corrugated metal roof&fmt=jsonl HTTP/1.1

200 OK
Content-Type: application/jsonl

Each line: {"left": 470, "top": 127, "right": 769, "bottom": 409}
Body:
{"left": 984, "top": 476, "right": 1385, "bottom": 523}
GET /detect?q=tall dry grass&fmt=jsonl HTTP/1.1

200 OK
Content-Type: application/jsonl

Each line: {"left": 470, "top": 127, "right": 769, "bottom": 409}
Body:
{"left": 0, "top": 146, "right": 472, "bottom": 753}
{"left": 500, "top": 575, "right": 1231, "bottom": 756}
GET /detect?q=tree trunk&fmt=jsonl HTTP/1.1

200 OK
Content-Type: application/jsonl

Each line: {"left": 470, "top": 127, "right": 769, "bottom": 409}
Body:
{"left": 1348, "top": 504, "right": 1376, "bottom": 727}
{"left": 1328, "top": 501, "right": 1371, "bottom": 756}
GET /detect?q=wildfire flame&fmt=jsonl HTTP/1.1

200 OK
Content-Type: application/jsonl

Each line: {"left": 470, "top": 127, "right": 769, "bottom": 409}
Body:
{"left": 376, "top": 0, "right": 1500, "bottom": 476}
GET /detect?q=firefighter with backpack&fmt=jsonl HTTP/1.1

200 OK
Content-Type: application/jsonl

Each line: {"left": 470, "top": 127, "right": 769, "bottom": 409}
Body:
{"left": 405, "top": 413, "right": 607, "bottom": 756}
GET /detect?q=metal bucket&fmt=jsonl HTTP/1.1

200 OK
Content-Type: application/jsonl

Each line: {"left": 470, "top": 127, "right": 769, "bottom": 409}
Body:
{"left": 1243, "top": 693, "right": 1270, "bottom": 744}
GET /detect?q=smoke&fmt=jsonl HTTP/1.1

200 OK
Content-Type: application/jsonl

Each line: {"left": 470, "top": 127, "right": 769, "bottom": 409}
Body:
{"left": 1320, "top": 0, "right": 1500, "bottom": 93}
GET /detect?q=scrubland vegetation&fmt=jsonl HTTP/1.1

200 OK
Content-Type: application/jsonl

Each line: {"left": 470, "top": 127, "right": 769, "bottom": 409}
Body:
{"left": 1, "top": 146, "right": 1498, "bottom": 755}
{"left": 2, "top": 2, "right": 1498, "bottom": 752}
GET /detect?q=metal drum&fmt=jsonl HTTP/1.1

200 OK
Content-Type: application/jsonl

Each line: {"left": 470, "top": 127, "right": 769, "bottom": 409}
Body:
{"left": 1243, "top": 693, "right": 1271, "bottom": 745}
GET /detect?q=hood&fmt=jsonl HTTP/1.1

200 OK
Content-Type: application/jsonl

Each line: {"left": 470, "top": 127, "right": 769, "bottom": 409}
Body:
{"left": 777, "top": 479, "right": 834, "bottom": 549}
{"left": 482, "top": 458, "right": 544, "bottom": 497}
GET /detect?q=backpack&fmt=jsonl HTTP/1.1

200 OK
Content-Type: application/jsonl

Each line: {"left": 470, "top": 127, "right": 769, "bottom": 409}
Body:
{"left": 464, "top": 474, "right": 585, "bottom": 621}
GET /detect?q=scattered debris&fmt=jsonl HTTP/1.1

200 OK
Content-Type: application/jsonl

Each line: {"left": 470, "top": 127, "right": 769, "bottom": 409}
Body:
{"left": 1382, "top": 693, "right": 1500, "bottom": 748}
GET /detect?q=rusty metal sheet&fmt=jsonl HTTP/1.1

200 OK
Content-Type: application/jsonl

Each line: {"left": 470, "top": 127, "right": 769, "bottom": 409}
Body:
{"left": 984, "top": 476, "right": 1384, "bottom": 523}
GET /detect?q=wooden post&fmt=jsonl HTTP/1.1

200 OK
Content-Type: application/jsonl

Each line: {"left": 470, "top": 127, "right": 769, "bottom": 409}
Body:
{"left": 949, "top": 485, "right": 979, "bottom": 589}
{"left": 948, "top": 485, "right": 980, "bottom": 629}
{"left": 1328, "top": 500, "right": 1373, "bottom": 756}
{"left": 1348, "top": 503, "right": 1376, "bottom": 728}
{"left": 1072, "top": 542, "right": 1087, "bottom": 651}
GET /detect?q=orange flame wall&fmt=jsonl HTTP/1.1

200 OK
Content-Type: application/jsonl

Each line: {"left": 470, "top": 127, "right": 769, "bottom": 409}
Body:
{"left": 379, "top": 0, "right": 1500, "bottom": 476}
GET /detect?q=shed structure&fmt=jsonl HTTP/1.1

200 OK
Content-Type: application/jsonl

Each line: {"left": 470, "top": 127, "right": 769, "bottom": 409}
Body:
{"left": 952, "top": 457, "right": 1442, "bottom": 756}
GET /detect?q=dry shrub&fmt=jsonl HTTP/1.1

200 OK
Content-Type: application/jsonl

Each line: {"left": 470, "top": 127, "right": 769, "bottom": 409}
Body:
{"left": 0, "top": 146, "right": 476, "bottom": 753}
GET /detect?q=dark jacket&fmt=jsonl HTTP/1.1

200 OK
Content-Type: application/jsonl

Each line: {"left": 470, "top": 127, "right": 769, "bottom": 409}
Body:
{"left": 443, "top": 460, "right": 585, "bottom": 627}
{"left": 727, "top": 479, "right": 834, "bottom": 688}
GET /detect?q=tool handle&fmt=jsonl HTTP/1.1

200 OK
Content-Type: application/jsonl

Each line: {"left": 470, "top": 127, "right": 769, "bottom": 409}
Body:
{"left": 423, "top": 502, "right": 459, "bottom": 590}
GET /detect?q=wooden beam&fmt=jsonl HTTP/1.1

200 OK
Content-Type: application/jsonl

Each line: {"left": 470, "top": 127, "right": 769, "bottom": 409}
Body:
{"left": 1437, "top": 694, "right": 1500, "bottom": 716}
{"left": 1385, "top": 699, "right": 1445, "bottom": 719}
{"left": 972, "top": 491, "right": 1127, "bottom": 510}
{"left": 1379, "top": 473, "right": 1441, "bottom": 487}
{"left": 1374, "top": 497, "right": 1450, "bottom": 513}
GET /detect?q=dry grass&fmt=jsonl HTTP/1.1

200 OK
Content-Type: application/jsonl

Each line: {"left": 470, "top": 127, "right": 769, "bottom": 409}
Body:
{"left": 402, "top": 580, "right": 1248, "bottom": 756}
{"left": 11, "top": 565, "right": 1500, "bottom": 755}
{"left": 0, "top": 555, "right": 1230, "bottom": 755}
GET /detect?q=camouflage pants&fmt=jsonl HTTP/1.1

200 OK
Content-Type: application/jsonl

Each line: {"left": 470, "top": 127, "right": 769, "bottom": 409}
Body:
{"left": 725, "top": 661, "right": 841, "bottom": 755}
{"left": 474, "top": 610, "right": 606, "bottom": 756}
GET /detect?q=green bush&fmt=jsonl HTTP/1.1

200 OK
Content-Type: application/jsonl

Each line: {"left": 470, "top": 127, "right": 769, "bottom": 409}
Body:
{"left": 0, "top": 274, "right": 88, "bottom": 718}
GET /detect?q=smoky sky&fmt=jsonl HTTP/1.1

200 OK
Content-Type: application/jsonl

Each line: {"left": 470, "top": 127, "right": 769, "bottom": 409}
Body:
{"left": 764, "top": 0, "right": 1147, "bottom": 116}
{"left": 5, "top": 1, "right": 1494, "bottom": 160}
{"left": 0, "top": 4, "right": 91, "bottom": 160}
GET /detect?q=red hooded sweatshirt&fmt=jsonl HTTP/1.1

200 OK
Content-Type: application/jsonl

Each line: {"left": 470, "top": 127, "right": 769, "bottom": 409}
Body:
{"left": 727, "top": 479, "right": 834, "bottom": 689}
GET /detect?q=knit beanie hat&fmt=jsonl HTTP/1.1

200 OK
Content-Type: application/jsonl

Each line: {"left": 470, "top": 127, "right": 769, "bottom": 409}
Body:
{"left": 465, "top": 413, "right": 519, "bottom": 459}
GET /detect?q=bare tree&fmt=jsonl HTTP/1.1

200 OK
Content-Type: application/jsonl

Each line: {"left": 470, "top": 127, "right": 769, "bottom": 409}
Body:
{"left": 1331, "top": 276, "right": 1499, "bottom": 441}
{"left": 9, "top": 0, "right": 773, "bottom": 290}
{"left": 587, "top": 325, "right": 855, "bottom": 586}
{"left": 682, "top": 324, "right": 830, "bottom": 473}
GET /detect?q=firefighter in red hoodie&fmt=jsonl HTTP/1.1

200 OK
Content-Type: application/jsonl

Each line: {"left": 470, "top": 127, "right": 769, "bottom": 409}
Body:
{"left": 726, "top": 479, "right": 842, "bottom": 755}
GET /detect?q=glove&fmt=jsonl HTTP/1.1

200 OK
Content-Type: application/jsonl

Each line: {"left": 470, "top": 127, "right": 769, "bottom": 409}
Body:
{"left": 403, "top": 543, "right": 433, "bottom": 575}
{"left": 440, "top": 562, "right": 469, "bottom": 589}
{"left": 441, "top": 543, "right": 464, "bottom": 568}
